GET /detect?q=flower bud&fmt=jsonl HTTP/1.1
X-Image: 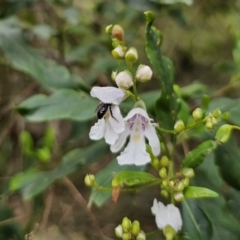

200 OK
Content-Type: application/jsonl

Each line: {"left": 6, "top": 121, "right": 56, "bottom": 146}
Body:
{"left": 192, "top": 108, "right": 203, "bottom": 121}
{"left": 212, "top": 108, "right": 221, "bottom": 118}
{"left": 105, "top": 24, "right": 113, "bottom": 35}
{"left": 161, "top": 190, "right": 169, "bottom": 198}
{"left": 174, "top": 192, "right": 184, "bottom": 202}
{"left": 144, "top": 11, "right": 155, "bottom": 24}
{"left": 175, "top": 181, "right": 185, "bottom": 192}
{"left": 206, "top": 119, "right": 214, "bottom": 130}
{"left": 111, "top": 45, "right": 125, "bottom": 59}
{"left": 115, "top": 70, "right": 133, "bottom": 89}
{"left": 174, "top": 120, "right": 185, "bottom": 133}
{"left": 161, "top": 180, "right": 168, "bottom": 188}
{"left": 84, "top": 174, "right": 95, "bottom": 187}
{"left": 163, "top": 225, "right": 176, "bottom": 240}
{"left": 151, "top": 157, "right": 160, "bottom": 170}
{"left": 136, "top": 230, "right": 146, "bottom": 240}
{"left": 169, "top": 181, "right": 175, "bottom": 189}
{"left": 122, "top": 232, "right": 131, "bottom": 240}
{"left": 112, "top": 24, "right": 124, "bottom": 41}
{"left": 125, "top": 47, "right": 138, "bottom": 63}
{"left": 136, "top": 64, "right": 153, "bottom": 82}
{"left": 182, "top": 178, "right": 189, "bottom": 187}
{"left": 122, "top": 217, "right": 131, "bottom": 230}
{"left": 131, "top": 220, "right": 140, "bottom": 236}
{"left": 159, "top": 167, "right": 167, "bottom": 179}
{"left": 115, "top": 225, "right": 123, "bottom": 238}
{"left": 215, "top": 124, "right": 233, "bottom": 144}
{"left": 182, "top": 168, "right": 194, "bottom": 178}
{"left": 221, "top": 112, "right": 229, "bottom": 120}
{"left": 211, "top": 117, "right": 218, "bottom": 126}
{"left": 111, "top": 71, "right": 117, "bottom": 81}
{"left": 160, "top": 155, "right": 169, "bottom": 167}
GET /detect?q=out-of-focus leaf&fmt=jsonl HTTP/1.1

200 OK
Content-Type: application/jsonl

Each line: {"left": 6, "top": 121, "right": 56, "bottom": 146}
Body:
{"left": 32, "top": 24, "right": 56, "bottom": 40}
{"left": 90, "top": 161, "right": 145, "bottom": 207}
{"left": 10, "top": 141, "right": 108, "bottom": 200}
{"left": 64, "top": 7, "right": 80, "bottom": 25}
{"left": 17, "top": 89, "right": 97, "bottom": 122}
{"left": 180, "top": 81, "right": 208, "bottom": 99}
{"left": 182, "top": 154, "right": 240, "bottom": 240}
{"left": 209, "top": 97, "right": 240, "bottom": 125}
{"left": 145, "top": 13, "right": 179, "bottom": 130}
{"left": 112, "top": 171, "right": 157, "bottom": 187}
{"left": 181, "top": 140, "right": 217, "bottom": 168}
{"left": 150, "top": 0, "right": 193, "bottom": 6}
{"left": 0, "top": 0, "right": 37, "bottom": 18}
{"left": 184, "top": 186, "right": 218, "bottom": 199}
{"left": 0, "top": 23, "right": 86, "bottom": 90}
{"left": 215, "top": 136, "right": 240, "bottom": 190}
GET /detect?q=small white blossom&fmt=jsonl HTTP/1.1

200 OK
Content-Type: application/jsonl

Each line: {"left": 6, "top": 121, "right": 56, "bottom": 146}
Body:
{"left": 89, "top": 87, "right": 125, "bottom": 145}
{"left": 125, "top": 47, "right": 138, "bottom": 63}
{"left": 111, "top": 107, "right": 160, "bottom": 165}
{"left": 136, "top": 65, "right": 153, "bottom": 82}
{"left": 115, "top": 71, "right": 133, "bottom": 89}
{"left": 151, "top": 199, "right": 182, "bottom": 232}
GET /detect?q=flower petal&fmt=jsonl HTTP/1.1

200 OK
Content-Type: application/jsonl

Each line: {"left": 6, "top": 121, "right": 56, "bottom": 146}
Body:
{"left": 110, "top": 124, "right": 130, "bottom": 153}
{"left": 124, "top": 107, "right": 149, "bottom": 121}
{"left": 104, "top": 120, "right": 119, "bottom": 145}
{"left": 89, "top": 119, "right": 106, "bottom": 140}
{"left": 144, "top": 124, "right": 160, "bottom": 156}
{"left": 166, "top": 204, "right": 182, "bottom": 231}
{"left": 108, "top": 106, "right": 125, "bottom": 133}
{"left": 117, "top": 134, "right": 150, "bottom": 165}
{"left": 90, "top": 87, "right": 125, "bottom": 105}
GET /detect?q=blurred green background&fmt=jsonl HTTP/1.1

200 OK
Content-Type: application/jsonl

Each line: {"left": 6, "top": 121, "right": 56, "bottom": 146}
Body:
{"left": 1, "top": 0, "right": 240, "bottom": 239}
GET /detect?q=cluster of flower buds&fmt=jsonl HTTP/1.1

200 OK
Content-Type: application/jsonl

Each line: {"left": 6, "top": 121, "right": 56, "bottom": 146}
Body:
{"left": 106, "top": 24, "right": 153, "bottom": 90}
{"left": 115, "top": 217, "right": 146, "bottom": 240}
{"left": 159, "top": 167, "right": 194, "bottom": 202}
{"left": 192, "top": 107, "right": 224, "bottom": 131}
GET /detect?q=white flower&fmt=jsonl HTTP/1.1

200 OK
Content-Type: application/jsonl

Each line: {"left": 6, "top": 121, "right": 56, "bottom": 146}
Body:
{"left": 151, "top": 199, "right": 182, "bottom": 232}
{"left": 111, "top": 107, "right": 160, "bottom": 165}
{"left": 89, "top": 87, "right": 125, "bottom": 145}
{"left": 136, "top": 65, "right": 153, "bottom": 82}
{"left": 115, "top": 70, "right": 133, "bottom": 89}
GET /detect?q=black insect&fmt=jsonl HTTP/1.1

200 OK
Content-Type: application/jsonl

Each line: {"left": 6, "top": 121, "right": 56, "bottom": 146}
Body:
{"left": 95, "top": 102, "right": 118, "bottom": 121}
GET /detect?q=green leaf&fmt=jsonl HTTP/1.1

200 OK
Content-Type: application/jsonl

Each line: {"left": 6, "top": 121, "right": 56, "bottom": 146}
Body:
{"left": 112, "top": 171, "right": 157, "bottom": 187}
{"left": 184, "top": 186, "right": 218, "bottom": 199}
{"left": 17, "top": 89, "right": 98, "bottom": 122}
{"left": 182, "top": 154, "right": 240, "bottom": 240}
{"left": 215, "top": 136, "right": 240, "bottom": 190}
{"left": 90, "top": 161, "right": 145, "bottom": 207}
{"left": 10, "top": 141, "right": 108, "bottom": 200}
{"left": 150, "top": 0, "right": 193, "bottom": 5}
{"left": 181, "top": 140, "right": 217, "bottom": 168}
{"left": 0, "top": 22, "right": 88, "bottom": 90}
{"left": 145, "top": 13, "right": 179, "bottom": 129}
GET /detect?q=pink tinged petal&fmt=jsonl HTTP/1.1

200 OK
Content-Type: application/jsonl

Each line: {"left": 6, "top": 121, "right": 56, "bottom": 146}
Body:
{"left": 90, "top": 87, "right": 125, "bottom": 105}
{"left": 110, "top": 124, "right": 130, "bottom": 153}
{"left": 89, "top": 119, "right": 106, "bottom": 140}
{"left": 104, "top": 121, "right": 119, "bottom": 145}
{"left": 117, "top": 134, "right": 150, "bottom": 166}
{"left": 108, "top": 106, "right": 125, "bottom": 133}
{"left": 144, "top": 124, "right": 160, "bottom": 156}
{"left": 124, "top": 107, "right": 149, "bottom": 121}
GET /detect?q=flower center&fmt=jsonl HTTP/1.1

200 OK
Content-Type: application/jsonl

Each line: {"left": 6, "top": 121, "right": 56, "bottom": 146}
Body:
{"left": 127, "top": 114, "right": 148, "bottom": 131}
